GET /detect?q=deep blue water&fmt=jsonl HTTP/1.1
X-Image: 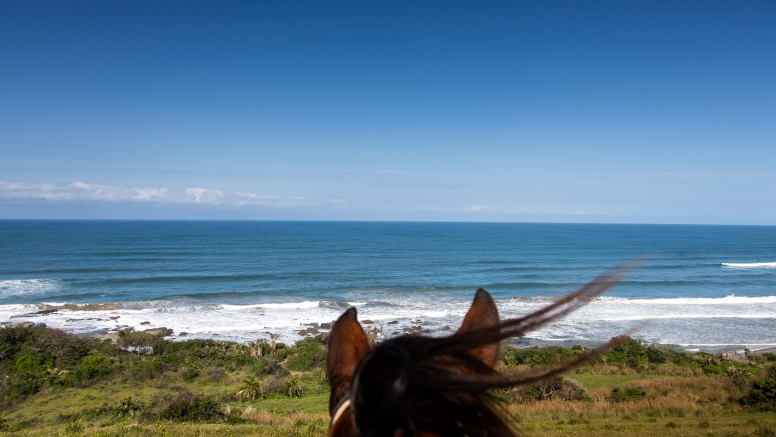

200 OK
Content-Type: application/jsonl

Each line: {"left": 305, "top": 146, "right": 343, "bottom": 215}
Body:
{"left": 1, "top": 221, "right": 775, "bottom": 350}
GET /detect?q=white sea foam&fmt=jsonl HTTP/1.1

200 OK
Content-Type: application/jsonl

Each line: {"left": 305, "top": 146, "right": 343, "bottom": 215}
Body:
{"left": 254, "top": 301, "right": 322, "bottom": 309}
{"left": 2, "top": 293, "right": 775, "bottom": 351}
{"left": 592, "top": 295, "right": 776, "bottom": 305}
{"left": 0, "top": 279, "right": 59, "bottom": 298}
{"left": 676, "top": 343, "right": 776, "bottom": 347}
{"left": 722, "top": 262, "right": 776, "bottom": 268}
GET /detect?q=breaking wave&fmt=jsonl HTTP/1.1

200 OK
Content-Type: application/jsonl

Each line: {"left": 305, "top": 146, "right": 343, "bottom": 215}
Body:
{"left": 0, "top": 279, "right": 59, "bottom": 299}
{"left": 1, "top": 292, "right": 775, "bottom": 352}
{"left": 722, "top": 262, "right": 776, "bottom": 269}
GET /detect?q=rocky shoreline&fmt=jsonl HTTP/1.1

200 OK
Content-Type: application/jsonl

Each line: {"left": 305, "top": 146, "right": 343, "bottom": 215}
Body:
{"left": 4, "top": 317, "right": 773, "bottom": 358}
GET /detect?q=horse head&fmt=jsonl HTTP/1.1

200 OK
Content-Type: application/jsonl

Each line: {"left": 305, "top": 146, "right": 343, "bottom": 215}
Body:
{"left": 326, "top": 289, "right": 500, "bottom": 437}
{"left": 325, "top": 263, "right": 637, "bottom": 437}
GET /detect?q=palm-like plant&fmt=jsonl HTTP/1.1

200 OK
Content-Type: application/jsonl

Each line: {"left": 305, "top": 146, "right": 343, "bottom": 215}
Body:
{"left": 236, "top": 377, "right": 263, "bottom": 401}
{"left": 366, "top": 324, "right": 383, "bottom": 346}
{"left": 250, "top": 339, "right": 265, "bottom": 360}
{"left": 285, "top": 376, "right": 303, "bottom": 398}
{"left": 269, "top": 333, "right": 280, "bottom": 355}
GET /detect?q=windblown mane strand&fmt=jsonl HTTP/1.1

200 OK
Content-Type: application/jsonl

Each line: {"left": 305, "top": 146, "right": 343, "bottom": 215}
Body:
{"left": 348, "top": 262, "right": 640, "bottom": 437}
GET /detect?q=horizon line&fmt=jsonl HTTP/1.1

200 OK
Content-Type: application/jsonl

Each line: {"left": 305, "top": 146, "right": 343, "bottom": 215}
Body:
{"left": 0, "top": 218, "right": 774, "bottom": 227}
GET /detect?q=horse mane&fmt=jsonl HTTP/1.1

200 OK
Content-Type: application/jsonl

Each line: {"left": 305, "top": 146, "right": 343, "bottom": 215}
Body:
{"left": 346, "top": 263, "right": 638, "bottom": 437}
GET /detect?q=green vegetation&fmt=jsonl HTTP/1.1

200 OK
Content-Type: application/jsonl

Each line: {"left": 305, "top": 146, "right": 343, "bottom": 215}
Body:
{"left": 740, "top": 363, "right": 776, "bottom": 410}
{"left": 2, "top": 324, "right": 775, "bottom": 436}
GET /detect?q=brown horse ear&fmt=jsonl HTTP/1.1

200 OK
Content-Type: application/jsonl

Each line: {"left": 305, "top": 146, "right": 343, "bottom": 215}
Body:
{"left": 456, "top": 288, "right": 500, "bottom": 367}
{"left": 327, "top": 307, "right": 370, "bottom": 416}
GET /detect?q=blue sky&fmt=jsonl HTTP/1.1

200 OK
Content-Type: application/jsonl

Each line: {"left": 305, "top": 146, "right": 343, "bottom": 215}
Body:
{"left": 1, "top": 1, "right": 774, "bottom": 223}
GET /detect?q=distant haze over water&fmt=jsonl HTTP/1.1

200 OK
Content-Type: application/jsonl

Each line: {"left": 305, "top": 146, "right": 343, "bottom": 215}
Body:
{"left": 1, "top": 221, "right": 774, "bottom": 352}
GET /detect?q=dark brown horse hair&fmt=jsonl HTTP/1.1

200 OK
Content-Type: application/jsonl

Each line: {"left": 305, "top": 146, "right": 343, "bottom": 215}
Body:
{"left": 346, "top": 262, "right": 640, "bottom": 437}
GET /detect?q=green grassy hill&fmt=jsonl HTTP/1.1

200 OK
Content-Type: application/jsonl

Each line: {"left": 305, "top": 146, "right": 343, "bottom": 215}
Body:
{"left": 2, "top": 326, "right": 775, "bottom": 436}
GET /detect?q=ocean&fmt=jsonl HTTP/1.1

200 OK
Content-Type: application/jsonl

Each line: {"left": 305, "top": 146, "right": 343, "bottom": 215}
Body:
{"left": 1, "top": 221, "right": 774, "bottom": 352}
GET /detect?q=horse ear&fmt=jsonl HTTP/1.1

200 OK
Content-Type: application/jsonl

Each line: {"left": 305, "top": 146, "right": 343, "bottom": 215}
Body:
{"left": 327, "top": 307, "right": 370, "bottom": 416}
{"left": 457, "top": 288, "right": 500, "bottom": 367}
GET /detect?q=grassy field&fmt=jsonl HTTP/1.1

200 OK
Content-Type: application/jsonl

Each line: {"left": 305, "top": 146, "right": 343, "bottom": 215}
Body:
{"left": 6, "top": 414, "right": 775, "bottom": 437}
{"left": 6, "top": 373, "right": 775, "bottom": 437}
{"left": 2, "top": 326, "right": 775, "bottom": 436}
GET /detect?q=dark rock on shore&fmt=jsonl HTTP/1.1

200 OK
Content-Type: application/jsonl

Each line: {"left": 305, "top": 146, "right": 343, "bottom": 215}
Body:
{"left": 402, "top": 325, "right": 423, "bottom": 334}
{"left": 10, "top": 309, "right": 58, "bottom": 318}
{"left": 297, "top": 327, "right": 320, "bottom": 336}
{"left": 142, "top": 327, "right": 173, "bottom": 337}
{"left": 12, "top": 321, "right": 47, "bottom": 328}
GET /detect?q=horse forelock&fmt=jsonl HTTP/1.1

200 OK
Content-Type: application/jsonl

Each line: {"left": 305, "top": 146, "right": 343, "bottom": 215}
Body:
{"left": 344, "top": 335, "right": 515, "bottom": 437}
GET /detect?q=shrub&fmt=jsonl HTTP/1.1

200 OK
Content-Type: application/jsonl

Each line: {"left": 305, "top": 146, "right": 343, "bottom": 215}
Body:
{"left": 286, "top": 337, "right": 326, "bottom": 371}
{"left": 15, "top": 353, "right": 47, "bottom": 374}
{"left": 128, "top": 361, "right": 163, "bottom": 380}
{"left": 0, "top": 326, "right": 36, "bottom": 361}
{"left": 180, "top": 367, "right": 199, "bottom": 382}
{"left": 145, "top": 389, "right": 223, "bottom": 422}
{"left": 26, "top": 328, "right": 93, "bottom": 367}
{"left": 610, "top": 386, "right": 646, "bottom": 402}
{"left": 262, "top": 377, "right": 287, "bottom": 396}
{"left": 505, "top": 377, "right": 586, "bottom": 403}
{"left": 4, "top": 373, "right": 43, "bottom": 399}
{"left": 500, "top": 346, "right": 580, "bottom": 368}
{"left": 602, "top": 337, "right": 648, "bottom": 369}
{"left": 204, "top": 365, "right": 223, "bottom": 381}
{"left": 645, "top": 344, "right": 693, "bottom": 365}
{"left": 742, "top": 377, "right": 776, "bottom": 409}
{"left": 273, "top": 345, "right": 291, "bottom": 361}
{"left": 153, "top": 338, "right": 251, "bottom": 370}
{"left": 255, "top": 357, "right": 286, "bottom": 376}
{"left": 118, "top": 331, "right": 156, "bottom": 355}
{"left": 79, "top": 354, "right": 112, "bottom": 379}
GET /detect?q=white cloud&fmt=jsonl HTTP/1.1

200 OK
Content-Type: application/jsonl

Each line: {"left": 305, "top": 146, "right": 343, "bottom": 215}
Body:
{"left": 463, "top": 204, "right": 504, "bottom": 213}
{"left": 184, "top": 187, "right": 224, "bottom": 204}
{"left": 0, "top": 181, "right": 305, "bottom": 208}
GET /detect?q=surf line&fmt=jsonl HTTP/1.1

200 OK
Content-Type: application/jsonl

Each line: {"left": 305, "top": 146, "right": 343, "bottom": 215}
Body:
{"left": 722, "top": 262, "right": 776, "bottom": 268}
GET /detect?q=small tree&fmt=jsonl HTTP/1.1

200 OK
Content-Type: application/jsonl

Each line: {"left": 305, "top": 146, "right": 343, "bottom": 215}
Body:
{"left": 285, "top": 376, "right": 303, "bottom": 398}
{"left": 249, "top": 339, "right": 265, "bottom": 360}
{"left": 366, "top": 324, "right": 383, "bottom": 346}
{"left": 236, "top": 377, "right": 263, "bottom": 401}
{"left": 269, "top": 333, "right": 280, "bottom": 355}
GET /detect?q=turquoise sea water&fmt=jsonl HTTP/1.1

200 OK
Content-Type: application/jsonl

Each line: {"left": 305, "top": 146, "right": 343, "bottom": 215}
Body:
{"left": 1, "top": 221, "right": 775, "bottom": 351}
